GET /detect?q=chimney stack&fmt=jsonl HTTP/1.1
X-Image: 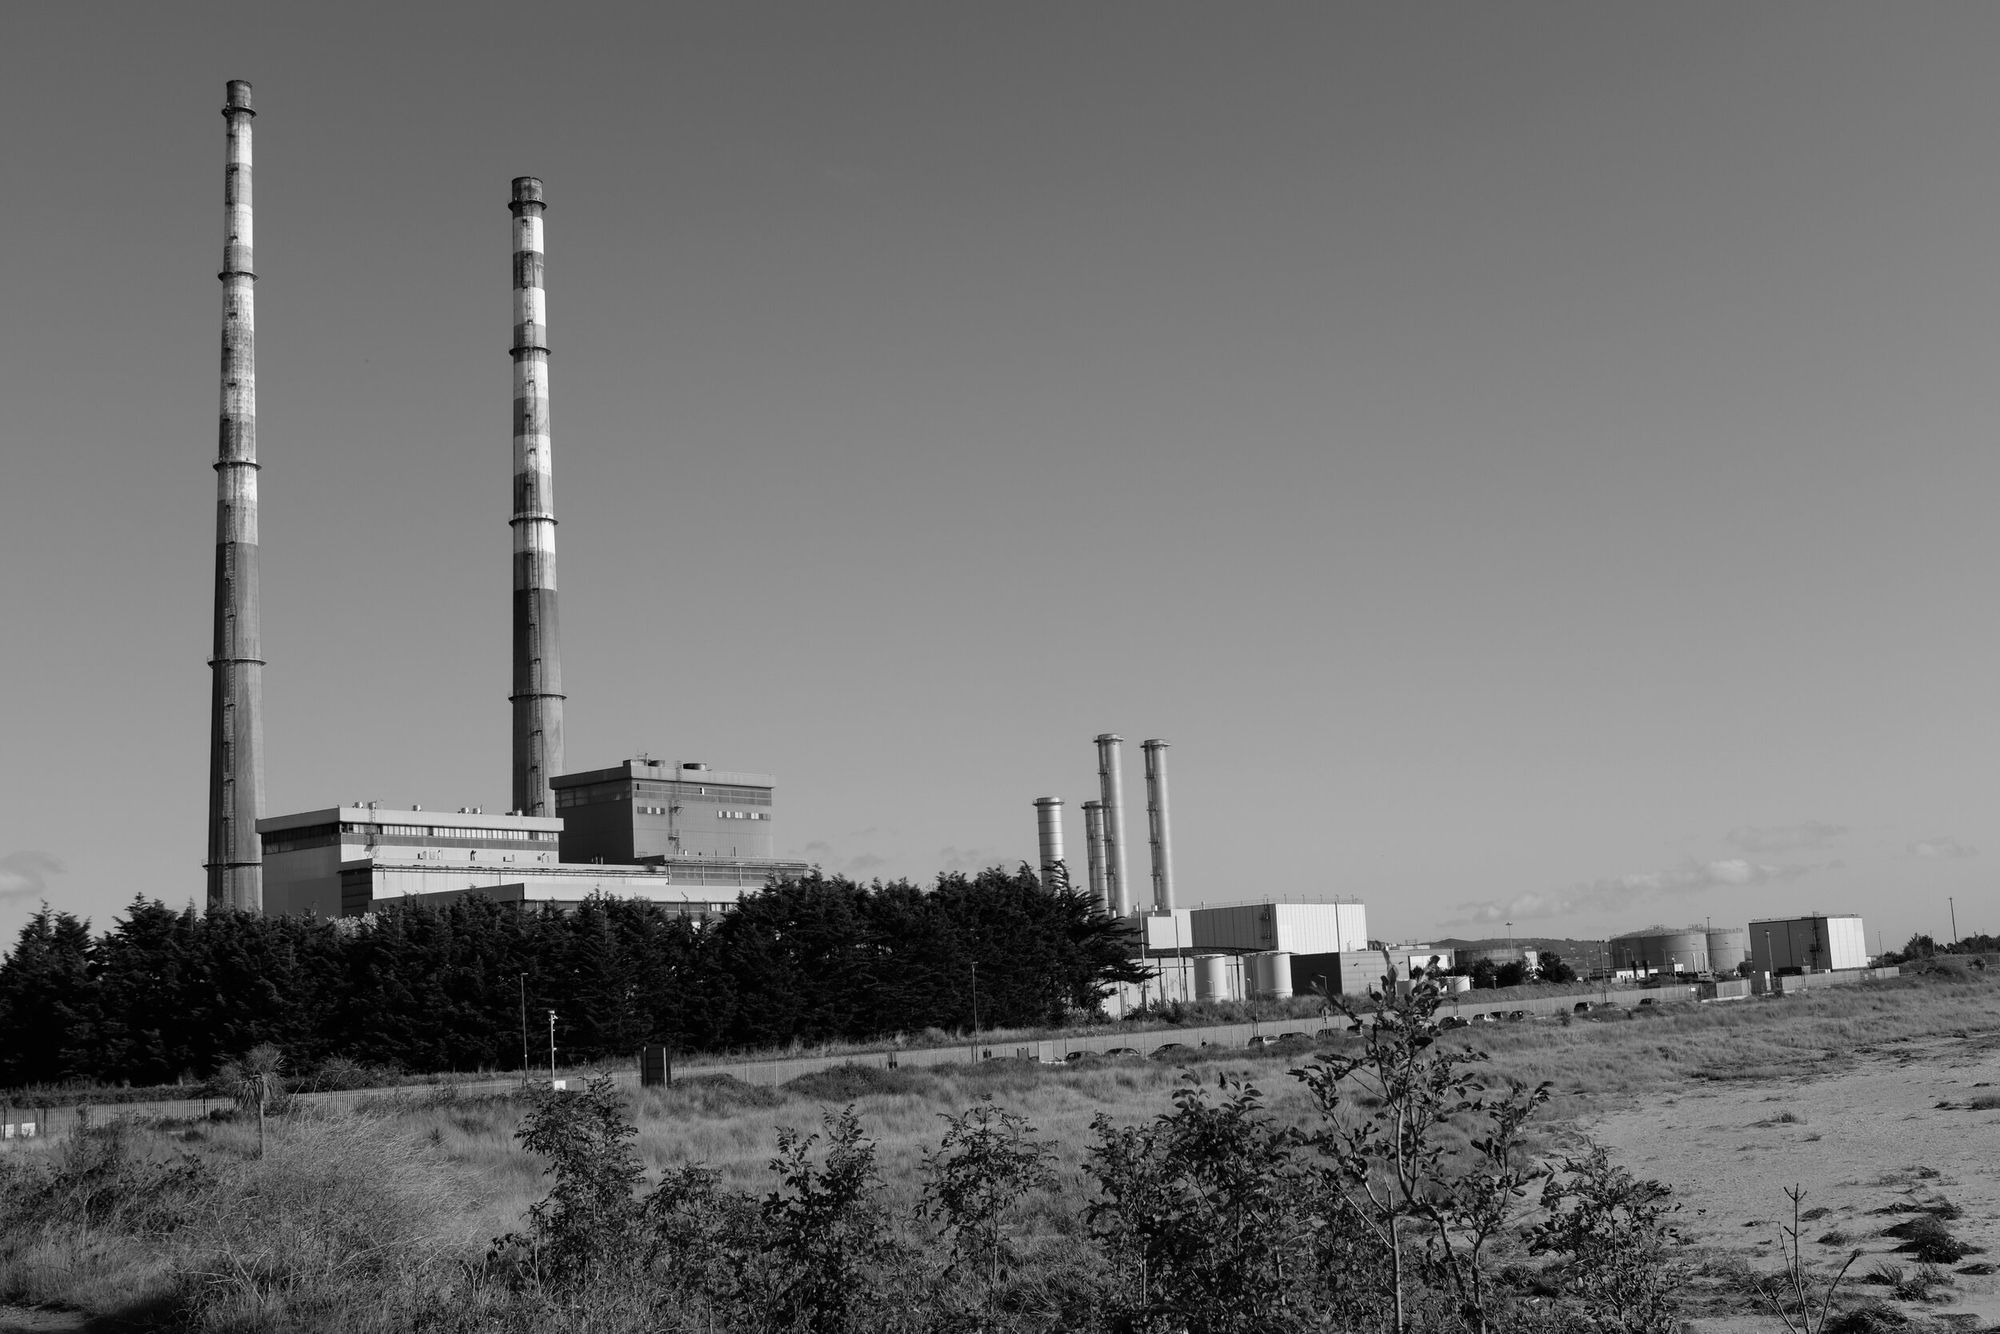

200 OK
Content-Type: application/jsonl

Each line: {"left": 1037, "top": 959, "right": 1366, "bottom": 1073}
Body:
{"left": 206, "top": 79, "right": 266, "bottom": 912}
{"left": 1142, "top": 739, "right": 1175, "bottom": 912}
{"left": 1032, "top": 797, "right": 1065, "bottom": 891}
{"left": 1094, "top": 733, "right": 1130, "bottom": 917}
{"left": 510, "top": 177, "right": 565, "bottom": 817}
{"left": 1082, "top": 800, "right": 1108, "bottom": 912}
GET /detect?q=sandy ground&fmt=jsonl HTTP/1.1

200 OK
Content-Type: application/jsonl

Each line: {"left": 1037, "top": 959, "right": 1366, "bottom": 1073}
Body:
{"left": 0, "top": 1308, "right": 88, "bottom": 1333}
{"left": 1589, "top": 1028, "right": 2000, "bottom": 1332}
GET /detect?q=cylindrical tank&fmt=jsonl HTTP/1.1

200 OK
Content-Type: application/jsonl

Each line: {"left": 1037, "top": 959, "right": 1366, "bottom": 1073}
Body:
{"left": 1195, "top": 954, "right": 1230, "bottom": 1001}
{"left": 1249, "top": 951, "right": 1294, "bottom": 1001}
{"left": 1707, "top": 928, "right": 1746, "bottom": 976}
{"left": 1032, "top": 797, "right": 1065, "bottom": 891}
{"left": 1610, "top": 928, "right": 1710, "bottom": 974}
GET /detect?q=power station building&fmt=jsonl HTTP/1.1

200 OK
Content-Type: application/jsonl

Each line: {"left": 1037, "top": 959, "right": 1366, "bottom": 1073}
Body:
{"left": 1748, "top": 915, "right": 1868, "bottom": 974}
{"left": 201, "top": 123, "right": 808, "bottom": 920}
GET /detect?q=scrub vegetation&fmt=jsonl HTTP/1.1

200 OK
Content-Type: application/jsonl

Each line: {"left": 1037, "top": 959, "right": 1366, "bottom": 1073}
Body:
{"left": 3, "top": 970, "right": 1993, "bottom": 1333}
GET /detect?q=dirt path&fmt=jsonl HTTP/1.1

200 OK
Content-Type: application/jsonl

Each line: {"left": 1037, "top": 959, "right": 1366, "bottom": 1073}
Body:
{"left": 1589, "top": 1030, "right": 2000, "bottom": 1332}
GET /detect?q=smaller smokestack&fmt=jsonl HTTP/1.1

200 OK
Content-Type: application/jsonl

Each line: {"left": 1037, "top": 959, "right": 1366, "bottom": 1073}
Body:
{"left": 1032, "top": 797, "right": 1065, "bottom": 892}
{"left": 1082, "top": 800, "right": 1108, "bottom": 912}
{"left": 1094, "top": 733, "right": 1130, "bottom": 917}
{"left": 1142, "top": 739, "right": 1175, "bottom": 912}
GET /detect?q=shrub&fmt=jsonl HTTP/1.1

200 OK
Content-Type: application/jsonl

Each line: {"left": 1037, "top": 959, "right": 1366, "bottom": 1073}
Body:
{"left": 1528, "top": 1142, "right": 1683, "bottom": 1334}
{"left": 1884, "top": 1214, "right": 1969, "bottom": 1264}
{"left": 491, "top": 1075, "right": 645, "bottom": 1289}
{"left": 784, "top": 1063, "right": 935, "bottom": 1102}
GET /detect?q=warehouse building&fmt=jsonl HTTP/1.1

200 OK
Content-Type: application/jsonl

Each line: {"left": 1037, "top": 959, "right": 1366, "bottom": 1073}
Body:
{"left": 1748, "top": 915, "right": 1868, "bottom": 974}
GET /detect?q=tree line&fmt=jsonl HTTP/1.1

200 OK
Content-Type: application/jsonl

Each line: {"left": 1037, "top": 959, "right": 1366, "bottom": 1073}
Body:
{"left": 0, "top": 867, "right": 1144, "bottom": 1089}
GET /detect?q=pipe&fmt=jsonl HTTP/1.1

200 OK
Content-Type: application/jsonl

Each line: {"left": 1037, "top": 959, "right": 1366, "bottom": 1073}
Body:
{"left": 206, "top": 79, "right": 266, "bottom": 913}
{"left": 1142, "top": 738, "right": 1174, "bottom": 913}
{"left": 1032, "top": 797, "right": 1065, "bottom": 892}
{"left": 1094, "top": 733, "right": 1130, "bottom": 916}
{"left": 1082, "top": 800, "right": 1108, "bottom": 912}
{"left": 510, "top": 177, "right": 566, "bottom": 817}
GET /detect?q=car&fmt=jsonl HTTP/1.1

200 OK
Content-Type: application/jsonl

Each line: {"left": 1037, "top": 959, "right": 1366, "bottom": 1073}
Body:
{"left": 1102, "top": 1047, "right": 1140, "bottom": 1059}
{"left": 1573, "top": 1001, "right": 1593, "bottom": 1013}
{"left": 1637, "top": 997, "right": 1657, "bottom": 1006}
{"left": 1150, "top": 1042, "right": 1192, "bottom": 1061}
{"left": 1246, "top": 1034, "right": 1279, "bottom": 1049}
{"left": 1470, "top": 1011, "right": 1498, "bottom": 1024}
{"left": 1277, "top": 1031, "right": 1309, "bottom": 1043}
{"left": 1062, "top": 1050, "right": 1094, "bottom": 1063}
{"left": 1314, "top": 1027, "right": 1344, "bottom": 1041}
{"left": 1439, "top": 1015, "right": 1468, "bottom": 1030}
{"left": 1506, "top": 1010, "right": 1528, "bottom": 1022}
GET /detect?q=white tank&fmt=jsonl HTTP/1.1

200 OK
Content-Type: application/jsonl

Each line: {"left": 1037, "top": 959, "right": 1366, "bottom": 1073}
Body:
{"left": 1194, "top": 955, "right": 1230, "bottom": 1001}
{"left": 1250, "top": 951, "right": 1294, "bottom": 1001}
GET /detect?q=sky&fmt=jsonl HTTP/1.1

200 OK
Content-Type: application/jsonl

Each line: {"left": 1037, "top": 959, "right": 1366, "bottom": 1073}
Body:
{"left": 3, "top": 2, "right": 1997, "bottom": 954}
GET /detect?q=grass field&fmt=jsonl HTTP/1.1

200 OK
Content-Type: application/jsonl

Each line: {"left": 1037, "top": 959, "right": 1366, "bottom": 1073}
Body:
{"left": 1, "top": 971, "right": 1995, "bottom": 1333}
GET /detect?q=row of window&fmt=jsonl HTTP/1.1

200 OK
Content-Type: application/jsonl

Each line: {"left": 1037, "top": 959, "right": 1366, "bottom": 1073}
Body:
{"left": 717, "top": 811, "right": 768, "bottom": 821}
{"left": 339, "top": 823, "right": 556, "bottom": 842}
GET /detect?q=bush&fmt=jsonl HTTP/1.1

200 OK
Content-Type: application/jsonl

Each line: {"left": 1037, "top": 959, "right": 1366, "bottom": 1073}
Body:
{"left": 1885, "top": 1214, "right": 1970, "bottom": 1264}
{"left": 784, "top": 1063, "right": 935, "bottom": 1102}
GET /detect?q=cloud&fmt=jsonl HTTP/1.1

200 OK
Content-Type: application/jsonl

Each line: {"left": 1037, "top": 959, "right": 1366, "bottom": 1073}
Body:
{"left": 1907, "top": 836, "right": 1978, "bottom": 860}
{"left": 1447, "top": 856, "right": 1821, "bottom": 926}
{"left": 0, "top": 851, "right": 63, "bottom": 901}
{"left": 842, "top": 853, "right": 889, "bottom": 875}
{"left": 1724, "top": 821, "right": 1847, "bottom": 855}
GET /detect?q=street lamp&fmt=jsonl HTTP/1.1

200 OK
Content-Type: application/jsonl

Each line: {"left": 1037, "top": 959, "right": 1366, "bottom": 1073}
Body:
{"left": 547, "top": 1009, "right": 558, "bottom": 1082}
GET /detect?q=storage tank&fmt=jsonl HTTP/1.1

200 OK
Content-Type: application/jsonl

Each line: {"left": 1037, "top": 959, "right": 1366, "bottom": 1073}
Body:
{"left": 1706, "top": 928, "right": 1746, "bottom": 976}
{"left": 1194, "top": 954, "right": 1231, "bottom": 1002}
{"left": 1250, "top": 951, "right": 1294, "bottom": 1001}
{"left": 1610, "top": 927, "right": 1709, "bottom": 975}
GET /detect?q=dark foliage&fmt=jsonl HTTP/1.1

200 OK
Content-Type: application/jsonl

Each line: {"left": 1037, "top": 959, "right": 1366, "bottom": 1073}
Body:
{"left": 0, "top": 866, "right": 1144, "bottom": 1086}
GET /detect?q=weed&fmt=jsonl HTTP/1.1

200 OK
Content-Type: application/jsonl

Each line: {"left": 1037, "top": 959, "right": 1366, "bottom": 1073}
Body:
{"left": 1756, "top": 1185, "right": 1861, "bottom": 1334}
{"left": 1883, "top": 1213, "right": 1970, "bottom": 1264}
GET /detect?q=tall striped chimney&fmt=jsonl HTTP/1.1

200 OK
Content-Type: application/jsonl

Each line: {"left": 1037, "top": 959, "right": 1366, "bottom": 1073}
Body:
{"left": 206, "top": 79, "right": 266, "bottom": 913}
{"left": 1033, "top": 797, "right": 1065, "bottom": 892}
{"left": 1082, "top": 800, "right": 1108, "bottom": 912}
{"left": 510, "top": 177, "right": 565, "bottom": 817}
{"left": 1094, "top": 733, "right": 1130, "bottom": 917}
{"left": 1142, "top": 738, "right": 1175, "bottom": 912}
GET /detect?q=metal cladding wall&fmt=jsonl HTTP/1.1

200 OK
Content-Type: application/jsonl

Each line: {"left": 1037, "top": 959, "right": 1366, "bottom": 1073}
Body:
{"left": 1707, "top": 928, "right": 1747, "bottom": 975}
{"left": 1610, "top": 930, "right": 1708, "bottom": 973}
{"left": 509, "top": 177, "right": 565, "bottom": 819}
{"left": 1749, "top": 916, "right": 1868, "bottom": 972}
{"left": 1190, "top": 902, "right": 1369, "bottom": 955}
{"left": 206, "top": 79, "right": 266, "bottom": 913}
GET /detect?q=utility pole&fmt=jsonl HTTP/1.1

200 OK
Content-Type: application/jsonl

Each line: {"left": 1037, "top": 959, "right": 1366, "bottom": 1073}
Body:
{"left": 519, "top": 974, "right": 529, "bottom": 1078}
{"left": 969, "top": 961, "right": 980, "bottom": 1063}
{"left": 1950, "top": 896, "right": 1959, "bottom": 947}
{"left": 547, "top": 1009, "right": 557, "bottom": 1082}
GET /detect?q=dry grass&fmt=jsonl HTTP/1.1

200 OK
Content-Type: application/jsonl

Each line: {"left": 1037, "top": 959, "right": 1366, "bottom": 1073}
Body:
{"left": 0, "top": 971, "right": 1989, "bottom": 1331}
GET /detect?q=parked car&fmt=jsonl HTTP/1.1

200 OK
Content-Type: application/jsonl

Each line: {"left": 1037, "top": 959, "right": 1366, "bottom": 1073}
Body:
{"left": 1247, "top": 1034, "right": 1279, "bottom": 1049}
{"left": 1439, "top": 1015, "right": 1469, "bottom": 1030}
{"left": 1150, "top": 1042, "right": 1192, "bottom": 1061}
{"left": 1102, "top": 1047, "right": 1140, "bottom": 1059}
{"left": 1573, "top": 1001, "right": 1593, "bottom": 1013}
{"left": 1506, "top": 1010, "right": 1528, "bottom": 1022}
{"left": 1062, "top": 1051, "right": 1094, "bottom": 1063}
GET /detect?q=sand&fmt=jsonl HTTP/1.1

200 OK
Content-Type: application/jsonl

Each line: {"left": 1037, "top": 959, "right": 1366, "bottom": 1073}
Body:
{"left": 1588, "top": 1027, "right": 2000, "bottom": 1331}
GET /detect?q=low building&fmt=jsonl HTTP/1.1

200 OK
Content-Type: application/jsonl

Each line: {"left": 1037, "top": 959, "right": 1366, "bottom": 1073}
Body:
{"left": 1748, "top": 915, "right": 1868, "bottom": 974}
{"left": 1189, "top": 901, "right": 1368, "bottom": 956}
{"left": 260, "top": 756, "right": 809, "bottom": 918}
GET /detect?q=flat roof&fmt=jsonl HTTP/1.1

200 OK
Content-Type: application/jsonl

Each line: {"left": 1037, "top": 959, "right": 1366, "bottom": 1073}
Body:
{"left": 551, "top": 759, "right": 774, "bottom": 789}
{"left": 257, "top": 807, "right": 564, "bottom": 835}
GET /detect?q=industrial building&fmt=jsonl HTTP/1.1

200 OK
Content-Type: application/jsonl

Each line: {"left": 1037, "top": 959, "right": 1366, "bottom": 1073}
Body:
{"left": 1749, "top": 915, "right": 1869, "bottom": 974}
{"left": 196, "top": 98, "right": 806, "bottom": 920}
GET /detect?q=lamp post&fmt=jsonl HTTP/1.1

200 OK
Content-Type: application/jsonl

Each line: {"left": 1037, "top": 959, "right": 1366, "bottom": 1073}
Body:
{"left": 969, "top": 961, "right": 980, "bottom": 1062}
{"left": 547, "top": 1009, "right": 557, "bottom": 1082}
{"left": 519, "top": 974, "right": 529, "bottom": 1078}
